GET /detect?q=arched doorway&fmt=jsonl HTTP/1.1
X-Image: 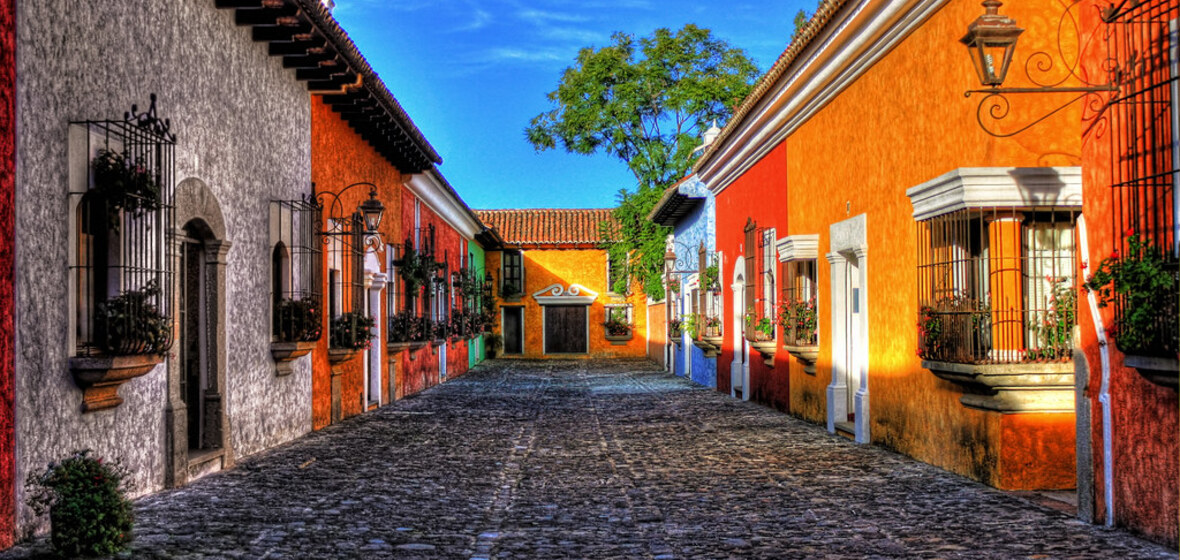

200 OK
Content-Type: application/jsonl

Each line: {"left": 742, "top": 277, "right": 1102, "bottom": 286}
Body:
{"left": 168, "top": 178, "right": 233, "bottom": 486}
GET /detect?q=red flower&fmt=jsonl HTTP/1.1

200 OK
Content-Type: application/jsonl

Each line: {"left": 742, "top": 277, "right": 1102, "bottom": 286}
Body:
{"left": 1111, "top": 249, "right": 1120, "bottom": 259}
{"left": 1124, "top": 227, "right": 1134, "bottom": 237}
{"left": 1080, "top": 262, "right": 1088, "bottom": 270}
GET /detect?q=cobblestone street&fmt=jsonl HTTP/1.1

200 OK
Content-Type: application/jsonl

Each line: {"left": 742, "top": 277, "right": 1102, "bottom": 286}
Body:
{"left": 6, "top": 359, "right": 1176, "bottom": 559}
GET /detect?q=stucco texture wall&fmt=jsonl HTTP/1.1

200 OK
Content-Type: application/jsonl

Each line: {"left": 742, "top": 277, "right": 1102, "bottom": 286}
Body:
{"left": 780, "top": 0, "right": 1082, "bottom": 489}
{"left": 310, "top": 95, "right": 404, "bottom": 429}
{"left": 714, "top": 143, "right": 790, "bottom": 413}
{"left": 1076, "top": 1, "right": 1178, "bottom": 545}
{"left": 486, "top": 248, "right": 650, "bottom": 359}
{"left": 391, "top": 191, "right": 470, "bottom": 398}
{"left": 0, "top": 0, "right": 14, "bottom": 545}
{"left": 14, "top": 0, "right": 312, "bottom": 536}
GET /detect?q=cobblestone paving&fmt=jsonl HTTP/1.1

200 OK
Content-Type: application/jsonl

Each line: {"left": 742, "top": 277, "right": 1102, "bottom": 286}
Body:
{"left": 6, "top": 359, "right": 1177, "bottom": 559}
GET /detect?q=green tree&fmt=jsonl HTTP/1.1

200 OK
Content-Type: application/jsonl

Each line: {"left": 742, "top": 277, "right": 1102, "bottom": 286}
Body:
{"left": 526, "top": 24, "right": 758, "bottom": 298}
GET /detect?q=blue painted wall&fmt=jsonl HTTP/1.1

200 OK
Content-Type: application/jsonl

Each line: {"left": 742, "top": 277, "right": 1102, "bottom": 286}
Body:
{"left": 668, "top": 177, "right": 717, "bottom": 389}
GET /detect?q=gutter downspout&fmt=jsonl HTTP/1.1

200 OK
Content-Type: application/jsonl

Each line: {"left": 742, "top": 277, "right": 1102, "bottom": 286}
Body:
{"left": 1079, "top": 216, "right": 1114, "bottom": 527}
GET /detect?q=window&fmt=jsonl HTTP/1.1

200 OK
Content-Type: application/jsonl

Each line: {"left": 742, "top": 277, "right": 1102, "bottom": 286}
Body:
{"left": 271, "top": 198, "right": 322, "bottom": 343}
{"left": 502, "top": 250, "right": 523, "bottom": 298}
{"left": 916, "top": 209, "right": 1079, "bottom": 364}
{"left": 743, "top": 219, "right": 775, "bottom": 341}
{"left": 781, "top": 259, "right": 818, "bottom": 346}
{"left": 69, "top": 108, "right": 174, "bottom": 357}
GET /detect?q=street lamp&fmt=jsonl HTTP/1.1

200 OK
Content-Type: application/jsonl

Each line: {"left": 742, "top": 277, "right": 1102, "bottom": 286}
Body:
{"left": 316, "top": 182, "right": 386, "bottom": 252}
{"left": 960, "top": 0, "right": 1023, "bottom": 88}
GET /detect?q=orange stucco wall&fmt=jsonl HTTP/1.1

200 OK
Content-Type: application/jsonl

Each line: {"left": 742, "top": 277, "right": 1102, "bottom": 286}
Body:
{"left": 770, "top": 0, "right": 1082, "bottom": 488}
{"left": 310, "top": 95, "right": 404, "bottom": 430}
{"left": 486, "top": 248, "right": 650, "bottom": 359}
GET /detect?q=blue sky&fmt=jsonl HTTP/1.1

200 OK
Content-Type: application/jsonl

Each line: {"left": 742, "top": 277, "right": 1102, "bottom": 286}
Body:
{"left": 332, "top": 0, "right": 813, "bottom": 210}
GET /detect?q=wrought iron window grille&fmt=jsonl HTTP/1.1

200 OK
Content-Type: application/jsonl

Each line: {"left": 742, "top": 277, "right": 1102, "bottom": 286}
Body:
{"left": 70, "top": 94, "right": 176, "bottom": 358}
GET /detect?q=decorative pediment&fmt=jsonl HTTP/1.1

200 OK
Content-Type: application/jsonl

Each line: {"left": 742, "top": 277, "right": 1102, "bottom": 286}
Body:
{"left": 776, "top": 234, "right": 819, "bottom": 262}
{"left": 532, "top": 283, "right": 598, "bottom": 305}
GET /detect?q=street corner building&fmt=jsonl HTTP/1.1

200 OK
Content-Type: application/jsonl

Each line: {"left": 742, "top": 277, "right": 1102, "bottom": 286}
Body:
{"left": 474, "top": 209, "right": 652, "bottom": 360}
{"left": 647, "top": 0, "right": 1178, "bottom": 547}
{"left": 0, "top": 0, "right": 495, "bottom": 545}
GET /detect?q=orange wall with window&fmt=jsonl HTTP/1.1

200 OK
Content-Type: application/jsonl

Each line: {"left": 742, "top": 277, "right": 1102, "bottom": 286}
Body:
{"left": 485, "top": 248, "right": 649, "bottom": 359}
{"left": 310, "top": 96, "right": 404, "bottom": 429}
{"left": 769, "top": 0, "right": 1082, "bottom": 488}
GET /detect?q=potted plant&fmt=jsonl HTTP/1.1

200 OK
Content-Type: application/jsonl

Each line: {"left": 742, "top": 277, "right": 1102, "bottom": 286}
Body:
{"left": 666, "top": 277, "right": 681, "bottom": 295}
{"left": 779, "top": 298, "right": 819, "bottom": 372}
{"left": 70, "top": 280, "right": 171, "bottom": 412}
{"left": 386, "top": 311, "right": 415, "bottom": 354}
{"left": 1085, "top": 232, "right": 1178, "bottom": 363}
{"left": 90, "top": 149, "right": 162, "bottom": 231}
{"left": 701, "top": 261, "right": 721, "bottom": 292}
{"left": 26, "top": 449, "right": 134, "bottom": 557}
{"left": 328, "top": 311, "right": 374, "bottom": 366}
{"left": 668, "top": 318, "right": 683, "bottom": 342}
{"left": 916, "top": 296, "right": 990, "bottom": 363}
{"left": 746, "top": 310, "right": 777, "bottom": 367}
{"left": 270, "top": 296, "right": 322, "bottom": 376}
{"left": 1025, "top": 277, "right": 1076, "bottom": 362}
{"left": 604, "top": 314, "right": 633, "bottom": 345}
{"left": 501, "top": 283, "right": 522, "bottom": 302}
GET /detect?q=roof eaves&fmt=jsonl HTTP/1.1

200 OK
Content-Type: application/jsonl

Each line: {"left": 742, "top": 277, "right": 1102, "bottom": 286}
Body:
{"left": 693, "top": 0, "right": 849, "bottom": 172}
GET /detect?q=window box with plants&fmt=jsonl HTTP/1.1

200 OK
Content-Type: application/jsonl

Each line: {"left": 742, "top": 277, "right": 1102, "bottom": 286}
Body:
{"left": 604, "top": 315, "right": 633, "bottom": 345}
{"left": 386, "top": 311, "right": 417, "bottom": 354}
{"left": 69, "top": 281, "right": 172, "bottom": 413}
{"left": 745, "top": 311, "right": 777, "bottom": 367}
{"left": 668, "top": 318, "right": 683, "bottom": 344}
{"left": 328, "top": 311, "right": 374, "bottom": 368}
{"left": 501, "top": 283, "right": 523, "bottom": 303}
{"left": 779, "top": 298, "right": 818, "bottom": 373}
{"left": 687, "top": 314, "right": 723, "bottom": 358}
{"left": 1085, "top": 232, "right": 1179, "bottom": 388}
{"left": 431, "top": 318, "right": 448, "bottom": 350}
{"left": 270, "top": 296, "right": 322, "bottom": 376}
{"left": 408, "top": 316, "right": 432, "bottom": 351}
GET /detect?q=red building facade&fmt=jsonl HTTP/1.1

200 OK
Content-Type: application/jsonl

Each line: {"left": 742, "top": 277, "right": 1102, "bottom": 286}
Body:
{"left": 713, "top": 145, "right": 789, "bottom": 411}
{"left": 1077, "top": 0, "right": 1178, "bottom": 546}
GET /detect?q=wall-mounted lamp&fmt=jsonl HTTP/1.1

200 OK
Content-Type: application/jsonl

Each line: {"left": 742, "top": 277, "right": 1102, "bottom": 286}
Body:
{"left": 960, "top": 1, "right": 1116, "bottom": 137}
{"left": 317, "top": 182, "right": 386, "bottom": 253}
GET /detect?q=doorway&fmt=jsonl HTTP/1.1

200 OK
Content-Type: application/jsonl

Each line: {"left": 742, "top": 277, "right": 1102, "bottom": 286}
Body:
{"left": 178, "top": 219, "right": 226, "bottom": 460}
{"left": 827, "top": 214, "right": 869, "bottom": 443}
{"left": 503, "top": 306, "right": 524, "bottom": 354}
{"left": 544, "top": 305, "right": 587, "bottom": 354}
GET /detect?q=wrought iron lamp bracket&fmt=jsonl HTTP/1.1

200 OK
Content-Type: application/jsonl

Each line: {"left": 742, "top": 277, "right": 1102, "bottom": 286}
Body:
{"left": 962, "top": 0, "right": 1120, "bottom": 138}
{"left": 316, "top": 182, "right": 385, "bottom": 254}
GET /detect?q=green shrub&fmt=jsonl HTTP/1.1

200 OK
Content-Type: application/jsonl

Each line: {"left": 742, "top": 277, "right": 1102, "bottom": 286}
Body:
{"left": 26, "top": 450, "right": 134, "bottom": 557}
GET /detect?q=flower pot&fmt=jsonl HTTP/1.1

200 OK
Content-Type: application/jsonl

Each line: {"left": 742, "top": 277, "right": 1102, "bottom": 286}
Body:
{"left": 69, "top": 354, "right": 164, "bottom": 412}
{"left": 604, "top": 331, "right": 633, "bottom": 345}
{"left": 270, "top": 341, "right": 316, "bottom": 376}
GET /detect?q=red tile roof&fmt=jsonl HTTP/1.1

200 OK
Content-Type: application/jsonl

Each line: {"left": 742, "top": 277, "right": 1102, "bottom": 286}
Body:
{"left": 474, "top": 209, "right": 618, "bottom": 247}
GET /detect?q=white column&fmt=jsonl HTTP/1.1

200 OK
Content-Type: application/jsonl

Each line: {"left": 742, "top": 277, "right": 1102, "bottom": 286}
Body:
{"left": 826, "top": 252, "right": 847, "bottom": 433}
{"left": 366, "top": 272, "right": 387, "bottom": 406}
{"left": 852, "top": 247, "right": 870, "bottom": 444}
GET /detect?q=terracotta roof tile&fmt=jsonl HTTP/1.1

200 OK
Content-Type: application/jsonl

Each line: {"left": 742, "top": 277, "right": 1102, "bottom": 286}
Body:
{"left": 474, "top": 209, "right": 618, "bottom": 246}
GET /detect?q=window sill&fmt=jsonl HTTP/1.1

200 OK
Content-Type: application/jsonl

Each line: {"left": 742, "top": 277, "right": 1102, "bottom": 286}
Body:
{"left": 692, "top": 338, "right": 721, "bottom": 358}
{"left": 1123, "top": 355, "right": 1178, "bottom": 390}
{"left": 270, "top": 341, "right": 316, "bottom": 376}
{"left": 604, "top": 332, "right": 633, "bottom": 345}
{"left": 70, "top": 354, "right": 163, "bottom": 413}
{"left": 922, "top": 359, "right": 1075, "bottom": 413}
{"left": 749, "top": 339, "right": 777, "bottom": 368}
{"left": 783, "top": 344, "right": 819, "bottom": 375}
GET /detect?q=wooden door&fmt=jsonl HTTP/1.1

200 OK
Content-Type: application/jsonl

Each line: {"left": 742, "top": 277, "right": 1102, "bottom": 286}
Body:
{"left": 545, "top": 305, "right": 587, "bottom": 354}
{"left": 503, "top": 306, "right": 524, "bottom": 354}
